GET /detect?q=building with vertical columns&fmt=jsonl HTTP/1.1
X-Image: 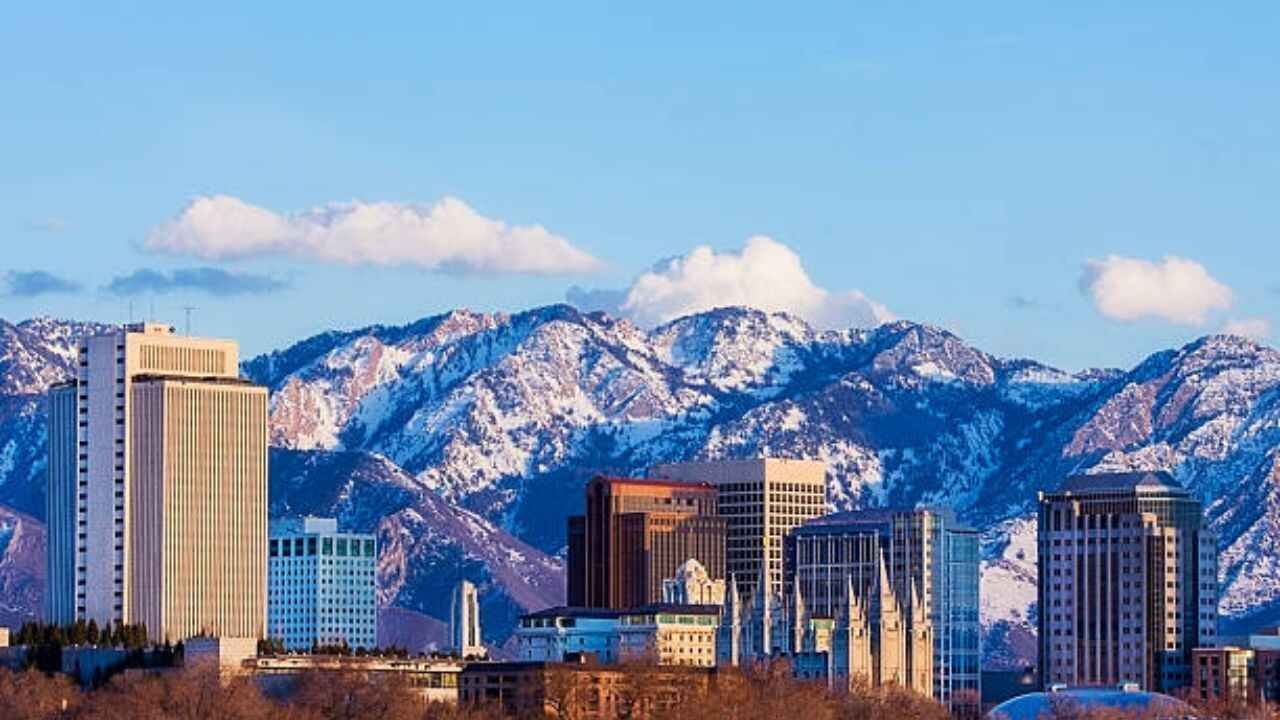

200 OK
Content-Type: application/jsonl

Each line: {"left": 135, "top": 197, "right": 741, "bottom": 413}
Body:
{"left": 46, "top": 323, "right": 267, "bottom": 642}
{"left": 781, "top": 507, "right": 980, "bottom": 714}
{"left": 1037, "top": 472, "right": 1218, "bottom": 693}
{"left": 566, "top": 476, "right": 725, "bottom": 609}
{"left": 268, "top": 517, "right": 377, "bottom": 651}
{"left": 649, "top": 459, "right": 827, "bottom": 607}
{"left": 451, "top": 579, "right": 486, "bottom": 658}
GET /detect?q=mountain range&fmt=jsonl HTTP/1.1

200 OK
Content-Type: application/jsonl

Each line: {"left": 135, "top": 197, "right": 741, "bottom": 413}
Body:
{"left": 0, "top": 306, "right": 1276, "bottom": 666}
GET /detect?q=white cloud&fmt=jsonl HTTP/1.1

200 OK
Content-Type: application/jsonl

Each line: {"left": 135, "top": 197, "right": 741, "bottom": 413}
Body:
{"left": 1080, "top": 255, "right": 1232, "bottom": 325}
{"left": 145, "top": 195, "right": 602, "bottom": 275}
{"left": 1222, "top": 317, "right": 1271, "bottom": 340}
{"left": 570, "top": 236, "right": 893, "bottom": 330}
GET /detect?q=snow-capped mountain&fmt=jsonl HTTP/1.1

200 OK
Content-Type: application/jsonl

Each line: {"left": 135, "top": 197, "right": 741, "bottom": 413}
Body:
{"left": 0, "top": 307, "right": 1278, "bottom": 666}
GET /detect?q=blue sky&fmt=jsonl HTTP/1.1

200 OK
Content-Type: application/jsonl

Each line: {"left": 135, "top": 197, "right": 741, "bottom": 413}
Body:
{"left": 2, "top": 2, "right": 1277, "bottom": 370}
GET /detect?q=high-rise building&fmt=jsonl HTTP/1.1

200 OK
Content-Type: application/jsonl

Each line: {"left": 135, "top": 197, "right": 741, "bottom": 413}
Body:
{"left": 267, "top": 516, "right": 377, "bottom": 651}
{"left": 781, "top": 508, "right": 980, "bottom": 713}
{"left": 649, "top": 459, "right": 826, "bottom": 607}
{"left": 1037, "top": 472, "right": 1218, "bottom": 692}
{"left": 47, "top": 323, "right": 268, "bottom": 642}
{"left": 452, "top": 579, "right": 486, "bottom": 659}
{"left": 566, "top": 476, "right": 725, "bottom": 609}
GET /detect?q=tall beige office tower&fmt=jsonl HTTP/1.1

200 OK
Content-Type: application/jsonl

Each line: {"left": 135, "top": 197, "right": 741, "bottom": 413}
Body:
{"left": 649, "top": 459, "right": 827, "bottom": 605}
{"left": 47, "top": 323, "right": 268, "bottom": 642}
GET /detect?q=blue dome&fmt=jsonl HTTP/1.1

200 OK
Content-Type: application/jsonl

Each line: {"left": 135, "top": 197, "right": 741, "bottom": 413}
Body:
{"left": 988, "top": 687, "right": 1196, "bottom": 720}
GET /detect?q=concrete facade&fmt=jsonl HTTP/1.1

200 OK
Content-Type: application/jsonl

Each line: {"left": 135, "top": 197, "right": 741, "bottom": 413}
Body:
{"left": 451, "top": 579, "right": 486, "bottom": 659}
{"left": 1037, "top": 472, "right": 1218, "bottom": 692}
{"left": 649, "top": 459, "right": 826, "bottom": 606}
{"left": 47, "top": 323, "right": 267, "bottom": 642}
{"left": 515, "top": 607, "right": 622, "bottom": 663}
{"left": 458, "top": 659, "right": 714, "bottom": 719}
{"left": 515, "top": 604, "right": 720, "bottom": 668}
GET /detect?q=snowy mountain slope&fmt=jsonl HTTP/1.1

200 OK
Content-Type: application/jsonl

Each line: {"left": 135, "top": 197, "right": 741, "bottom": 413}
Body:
{"left": 0, "top": 503, "right": 44, "bottom": 629}
{"left": 0, "top": 309, "right": 1278, "bottom": 666}
{"left": 247, "top": 305, "right": 1280, "bottom": 665}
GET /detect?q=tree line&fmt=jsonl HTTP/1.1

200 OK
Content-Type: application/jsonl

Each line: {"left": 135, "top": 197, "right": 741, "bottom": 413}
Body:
{"left": 0, "top": 660, "right": 1276, "bottom": 719}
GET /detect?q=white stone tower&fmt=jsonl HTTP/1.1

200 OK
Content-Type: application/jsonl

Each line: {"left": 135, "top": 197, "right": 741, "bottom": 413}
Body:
{"left": 451, "top": 580, "right": 486, "bottom": 659}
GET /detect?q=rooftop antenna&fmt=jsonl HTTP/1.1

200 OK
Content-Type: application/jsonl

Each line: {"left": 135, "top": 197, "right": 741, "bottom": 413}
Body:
{"left": 128, "top": 300, "right": 134, "bottom": 324}
{"left": 183, "top": 306, "right": 197, "bottom": 335}
{"left": 149, "top": 299, "right": 156, "bottom": 323}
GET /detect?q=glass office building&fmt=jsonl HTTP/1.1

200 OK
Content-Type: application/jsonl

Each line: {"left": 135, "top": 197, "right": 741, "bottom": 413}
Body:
{"left": 783, "top": 508, "right": 981, "bottom": 716}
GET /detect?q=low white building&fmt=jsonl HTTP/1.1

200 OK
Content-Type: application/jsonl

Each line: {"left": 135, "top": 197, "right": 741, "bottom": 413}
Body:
{"left": 616, "top": 605, "right": 721, "bottom": 667}
{"left": 268, "top": 517, "right": 378, "bottom": 651}
{"left": 248, "top": 654, "right": 464, "bottom": 704}
{"left": 514, "top": 607, "right": 621, "bottom": 663}
{"left": 514, "top": 604, "right": 721, "bottom": 668}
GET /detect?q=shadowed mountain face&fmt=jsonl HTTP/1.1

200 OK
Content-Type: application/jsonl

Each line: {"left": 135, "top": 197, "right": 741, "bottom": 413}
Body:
{"left": 1, "top": 307, "right": 1278, "bottom": 666}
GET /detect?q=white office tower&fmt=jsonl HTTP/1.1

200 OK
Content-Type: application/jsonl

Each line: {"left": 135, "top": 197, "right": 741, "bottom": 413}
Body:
{"left": 47, "top": 323, "right": 267, "bottom": 642}
{"left": 451, "top": 580, "right": 486, "bottom": 659}
{"left": 268, "top": 516, "right": 378, "bottom": 651}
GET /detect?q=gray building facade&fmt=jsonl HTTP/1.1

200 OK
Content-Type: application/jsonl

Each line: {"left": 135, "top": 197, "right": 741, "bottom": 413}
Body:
{"left": 1037, "top": 472, "right": 1217, "bottom": 693}
{"left": 782, "top": 507, "right": 981, "bottom": 715}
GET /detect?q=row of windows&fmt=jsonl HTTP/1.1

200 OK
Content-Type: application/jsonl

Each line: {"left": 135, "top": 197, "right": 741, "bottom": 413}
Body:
{"left": 270, "top": 536, "right": 376, "bottom": 558}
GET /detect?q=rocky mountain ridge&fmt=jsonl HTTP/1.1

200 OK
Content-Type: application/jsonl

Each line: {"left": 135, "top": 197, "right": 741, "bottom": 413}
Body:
{"left": 0, "top": 307, "right": 1276, "bottom": 664}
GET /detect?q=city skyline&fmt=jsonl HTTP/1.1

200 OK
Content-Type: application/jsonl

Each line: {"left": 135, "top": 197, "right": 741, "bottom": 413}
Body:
{"left": 3, "top": 4, "right": 1280, "bottom": 371}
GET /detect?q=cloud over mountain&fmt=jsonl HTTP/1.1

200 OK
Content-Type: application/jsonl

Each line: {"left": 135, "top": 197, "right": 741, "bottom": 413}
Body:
{"left": 568, "top": 236, "right": 892, "bottom": 330}
{"left": 1222, "top": 317, "right": 1271, "bottom": 340}
{"left": 1080, "top": 255, "right": 1232, "bottom": 325}
{"left": 2, "top": 271, "right": 80, "bottom": 297}
{"left": 105, "top": 267, "right": 288, "bottom": 296}
{"left": 145, "top": 195, "right": 601, "bottom": 275}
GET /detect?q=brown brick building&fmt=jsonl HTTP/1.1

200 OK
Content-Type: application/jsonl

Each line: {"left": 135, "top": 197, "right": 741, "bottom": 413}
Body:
{"left": 1191, "top": 645, "right": 1280, "bottom": 704}
{"left": 567, "top": 476, "right": 725, "bottom": 608}
{"left": 459, "top": 658, "right": 715, "bottom": 718}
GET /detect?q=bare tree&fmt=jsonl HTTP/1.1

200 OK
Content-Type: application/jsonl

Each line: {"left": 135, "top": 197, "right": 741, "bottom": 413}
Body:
{"left": 0, "top": 668, "right": 82, "bottom": 720}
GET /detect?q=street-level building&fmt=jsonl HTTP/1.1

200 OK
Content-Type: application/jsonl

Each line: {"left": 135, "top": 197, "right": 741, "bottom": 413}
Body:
{"left": 458, "top": 658, "right": 715, "bottom": 719}
{"left": 47, "top": 323, "right": 267, "bottom": 642}
{"left": 1037, "top": 472, "right": 1218, "bottom": 693}
{"left": 615, "top": 604, "right": 720, "bottom": 667}
{"left": 514, "top": 604, "right": 720, "bottom": 668}
{"left": 1192, "top": 627, "right": 1280, "bottom": 704}
{"left": 268, "top": 517, "right": 377, "bottom": 651}
{"left": 515, "top": 607, "right": 622, "bottom": 663}
{"left": 1191, "top": 647, "right": 1256, "bottom": 703}
{"left": 248, "top": 654, "right": 463, "bottom": 704}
